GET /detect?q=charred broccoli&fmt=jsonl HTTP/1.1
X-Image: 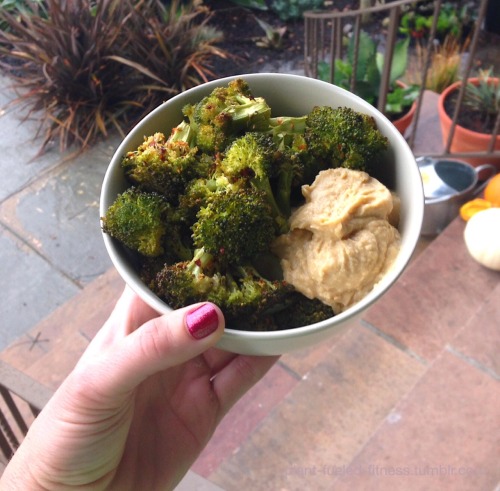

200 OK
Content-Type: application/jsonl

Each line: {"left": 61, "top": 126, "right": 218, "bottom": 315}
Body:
{"left": 150, "top": 249, "right": 294, "bottom": 324}
{"left": 303, "top": 105, "right": 388, "bottom": 173}
{"left": 219, "top": 132, "right": 289, "bottom": 233}
{"left": 177, "top": 173, "right": 243, "bottom": 224}
{"left": 192, "top": 188, "right": 276, "bottom": 265}
{"left": 183, "top": 78, "right": 272, "bottom": 154}
{"left": 121, "top": 127, "right": 206, "bottom": 204}
{"left": 102, "top": 187, "right": 170, "bottom": 257}
{"left": 273, "top": 293, "right": 335, "bottom": 329}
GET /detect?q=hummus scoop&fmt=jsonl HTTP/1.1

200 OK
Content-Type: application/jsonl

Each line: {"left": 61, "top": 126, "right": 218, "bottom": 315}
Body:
{"left": 273, "top": 168, "right": 401, "bottom": 313}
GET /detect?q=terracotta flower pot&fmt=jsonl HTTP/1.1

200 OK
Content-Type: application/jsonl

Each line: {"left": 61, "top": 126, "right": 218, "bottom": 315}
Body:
{"left": 389, "top": 80, "right": 417, "bottom": 137}
{"left": 438, "top": 78, "right": 500, "bottom": 168}
{"left": 391, "top": 99, "right": 417, "bottom": 136}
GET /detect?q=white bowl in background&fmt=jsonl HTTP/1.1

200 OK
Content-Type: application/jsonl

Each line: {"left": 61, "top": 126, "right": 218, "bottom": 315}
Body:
{"left": 100, "top": 73, "right": 424, "bottom": 355}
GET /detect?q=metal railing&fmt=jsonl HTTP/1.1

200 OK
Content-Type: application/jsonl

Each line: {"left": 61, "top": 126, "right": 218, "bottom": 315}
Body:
{"left": 0, "top": 360, "right": 52, "bottom": 463}
{"left": 303, "top": 0, "right": 500, "bottom": 164}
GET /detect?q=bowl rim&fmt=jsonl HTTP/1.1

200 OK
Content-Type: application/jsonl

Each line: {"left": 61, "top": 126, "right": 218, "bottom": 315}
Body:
{"left": 100, "top": 72, "right": 424, "bottom": 345}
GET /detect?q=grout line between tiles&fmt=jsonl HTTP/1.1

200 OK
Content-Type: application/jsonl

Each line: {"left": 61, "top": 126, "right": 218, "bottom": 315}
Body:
{"left": 445, "top": 344, "right": 500, "bottom": 382}
{"left": 327, "top": 355, "right": 435, "bottom": 490}
{"left": 360, "top": 319, "right": 429, "bottom": 366}
{"left": 277, "top": 359, "right": 302, "bottom": 381}
{"left": 0, "top": 220, "right": 85, "bottom": 291}
{"left": 0, "top": 152, "right": 75, "bottom": 208}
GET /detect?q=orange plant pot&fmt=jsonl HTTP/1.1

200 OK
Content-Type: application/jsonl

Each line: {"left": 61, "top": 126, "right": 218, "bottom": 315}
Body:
{"left": 392, "top": 100, "right": 417, "bottom": 136}
{"left": 390, "top": 80, "right": 417, "bottom": 137}
{"left": 438, "top": 78, "right": 500, "bottom": 168}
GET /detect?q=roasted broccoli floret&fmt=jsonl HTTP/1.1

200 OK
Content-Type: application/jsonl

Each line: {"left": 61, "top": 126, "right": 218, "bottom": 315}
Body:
{"left": 273, "top": 293, "right": 335, "bottom": 329}
{"left": 162, "top": 216, "right": 193, "bottom": 263}
{"left": 175, "top": 172, "right": 243, "bottom": 226}
{"left": 183, "top": 78, "right": 272, "bottom": 154}
{"left": 219, "top": 132, "right": 289, "bottom": 233}
{"left": 267, "top": 115, "right": 308, "bottom": 149}
{"left": 192, "top": 188, "right": 276, "bottom": 265}
{"left": 101, "top": 188, "right": 170, "bottom": 257}
{"left": 121, "top": 127, "right": 203, "bottom": 204}
{"left": 149, "top": 248, "right": 220, "bottom": 310}
{"left": 235, "top": 264, "right": 296, "bottom": 314}
{"left": 303, "top": 105, "right": 388, "bottom": 174}
{"left": 150, "top": 250, "right": 294, "bottom": 325}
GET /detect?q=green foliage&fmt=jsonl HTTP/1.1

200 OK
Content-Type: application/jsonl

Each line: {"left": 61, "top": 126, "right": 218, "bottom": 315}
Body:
{"left": 253, "top": 16, "right": 287, "bottom": 50}
{"left": 0, "top": 0, "right": 46, "bottom": 31}
{"left": 270, "top": 0, "right": 324, "bottom": 22}
{"left": 318, "top": 30, "right": 418, "bottom": 118}
{"left": 399, "top": 1, "right": 477, "bottom": 42}
{"left": 227, "top": 0, "right": 268, "bottom": 10}
{"left": 463, "top": 69, "right": 500, "bottom": 130}
{"left": 0, "top": 0, "right": 227, "bottom": 153}
{"left": 407, "top": 34, "right": 462, "bottom": 94}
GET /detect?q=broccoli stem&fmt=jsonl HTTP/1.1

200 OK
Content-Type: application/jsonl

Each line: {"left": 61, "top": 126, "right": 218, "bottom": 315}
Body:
{"left": 226, "top": 98, "right": 272, "bottom": 133}
{"left": 168, "top": 120, "right": 196, "bottom": 147}
{"left": 267, "top": 116, "right": 308, "bottom": 148}
{"left": 188, "top": 248, "right": 214, "bottom": 276}
{"left": 250, "top": 177, "right": 289, "bottom": 234}
{"left": 276, "top": 163, "right": 294, "bottom": 217}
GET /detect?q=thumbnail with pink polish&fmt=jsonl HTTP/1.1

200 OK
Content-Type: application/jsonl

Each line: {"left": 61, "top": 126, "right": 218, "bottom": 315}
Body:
{"left": 186, "top": 304, "right": 219, "bottom": 340}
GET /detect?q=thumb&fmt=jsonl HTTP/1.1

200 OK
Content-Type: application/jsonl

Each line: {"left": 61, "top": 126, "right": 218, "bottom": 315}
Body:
{"left": 90, "top": 303, "right": 225, "bottom": 398}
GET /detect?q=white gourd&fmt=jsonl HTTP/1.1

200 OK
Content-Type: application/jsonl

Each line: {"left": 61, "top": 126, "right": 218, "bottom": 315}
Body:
{"left": 463, "top": 208, "right": 500, "bottom": 271}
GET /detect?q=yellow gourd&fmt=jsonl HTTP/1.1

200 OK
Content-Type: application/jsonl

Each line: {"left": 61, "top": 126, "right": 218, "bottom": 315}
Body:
{"left": 459, "top": 198, "right": 492, "bottom": 221}
{"left": 463, "top": 208, "right": 500, "bottom": 271}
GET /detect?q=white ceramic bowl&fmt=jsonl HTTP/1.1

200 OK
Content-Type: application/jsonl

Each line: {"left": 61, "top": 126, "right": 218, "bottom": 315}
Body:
{"left": 100, "top": 73, "right": 424, "bottom": 355}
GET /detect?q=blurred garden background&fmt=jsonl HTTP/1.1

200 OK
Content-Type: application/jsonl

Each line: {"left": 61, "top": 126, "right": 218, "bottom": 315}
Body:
{"left": 1, "top": 0, "right": 497, "bottom": 157}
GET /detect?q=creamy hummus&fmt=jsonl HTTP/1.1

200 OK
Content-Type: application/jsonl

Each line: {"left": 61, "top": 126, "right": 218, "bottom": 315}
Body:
{"left": 272, "top": 168, "right": 401, "bottom": 313}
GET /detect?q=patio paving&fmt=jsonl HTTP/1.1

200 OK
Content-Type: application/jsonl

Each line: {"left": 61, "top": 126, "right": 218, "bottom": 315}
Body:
{"left": 0, "top": 73, "right": 120, "bottom": 349}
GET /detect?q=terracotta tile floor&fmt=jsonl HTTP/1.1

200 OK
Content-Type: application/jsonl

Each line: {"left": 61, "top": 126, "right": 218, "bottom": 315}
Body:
{"left": 1, "top": 216, "right": 499, "bottom": 490}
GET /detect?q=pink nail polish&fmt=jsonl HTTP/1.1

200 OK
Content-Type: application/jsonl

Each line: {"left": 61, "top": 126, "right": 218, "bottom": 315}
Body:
{"left": 186, "top": 304, "right": 219, "bottom": 340}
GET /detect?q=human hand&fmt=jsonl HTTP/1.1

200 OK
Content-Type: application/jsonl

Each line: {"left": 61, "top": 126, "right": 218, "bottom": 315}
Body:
{"left": 1, "top": 287, "right": 278, "bottom": 490}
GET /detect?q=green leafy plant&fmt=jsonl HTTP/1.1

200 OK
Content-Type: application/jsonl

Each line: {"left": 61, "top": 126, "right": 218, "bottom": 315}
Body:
{"left": 231, "top": 0, "right": 268, "bottom": 10}
{"left": 0, "top": 0, "right": 46, "bottom": 31}
{"left": 399, "top": 1, "right": 477, "bottom": 42}
{"left": 270, "top": 0, "right": 324, "bottom": 22}
{"left": 227, "top": 0, "right": 268, "bottom": 9}
{"left": 406, "top": 34, "right": 464, "bottom": 94}
{"left": 463, "top": 69, "right": 500, "bottom": 131}
{"left": 318, "top": 31, "right": 418, "bottom": 119}
{"left": 0, "top": 0, "right": 227, "bottom": 153}
{"left": 109, "top": 1, "right": 227, "bottom": 103}
{"left": 253, "top": 17, "right": 287, "bottom": 49}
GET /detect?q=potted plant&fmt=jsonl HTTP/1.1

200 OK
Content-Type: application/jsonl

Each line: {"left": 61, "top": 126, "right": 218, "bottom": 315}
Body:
{"left": 318, "top": 30, "right": 419, "bottom": 135}
{"left": 406, "top": 34, "right": 463, "bottom": 95}
{"left": 438, "top": 68, "right": 500, "bottom": 167}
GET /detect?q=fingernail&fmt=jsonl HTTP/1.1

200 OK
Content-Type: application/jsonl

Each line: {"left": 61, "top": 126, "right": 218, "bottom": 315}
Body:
{"left": 186, "top": 304, "right": 219, "bottom": 340}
